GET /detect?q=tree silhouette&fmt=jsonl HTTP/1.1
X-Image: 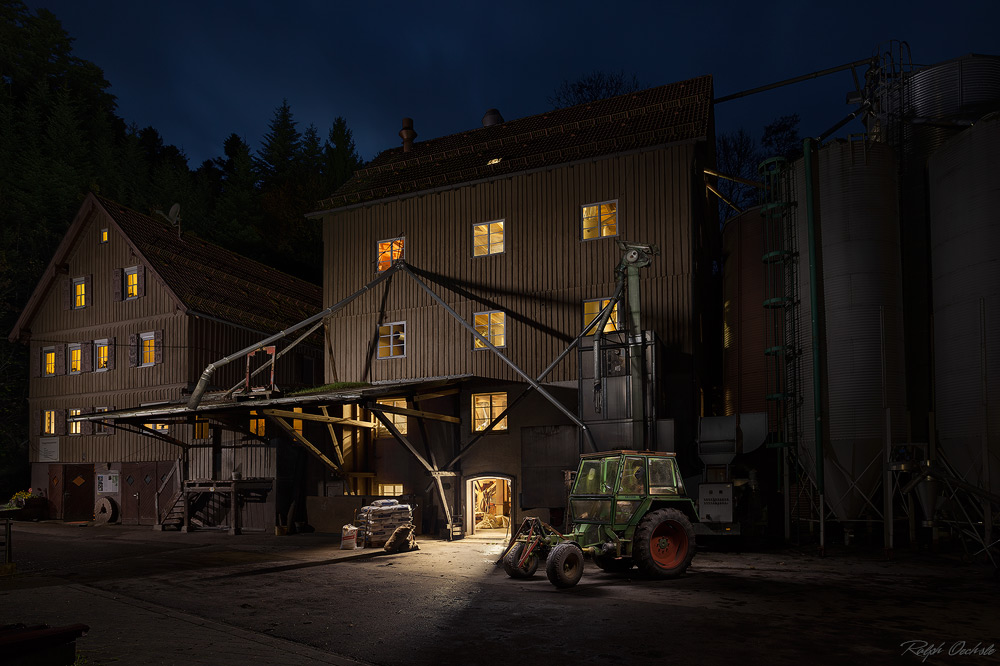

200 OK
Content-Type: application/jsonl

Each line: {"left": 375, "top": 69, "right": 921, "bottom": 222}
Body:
{"left": 548, "top": 69, "right": 642, "bottom": 108}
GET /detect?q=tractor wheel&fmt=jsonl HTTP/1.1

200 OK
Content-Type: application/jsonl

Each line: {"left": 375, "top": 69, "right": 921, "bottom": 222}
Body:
{"left": 546, "top": 542, "right": 585, "bottom": 588}
{"left": 633, "top": 508, "right": 696, "bottom": 578}
{"left": 503, "top": 542, "right": 538, "bottom": 579}
{"left": 593, "top": 545, "right": 633, "bottom": 573}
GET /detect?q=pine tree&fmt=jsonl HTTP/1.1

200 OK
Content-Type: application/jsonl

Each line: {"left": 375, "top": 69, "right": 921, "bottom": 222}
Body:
{"left": 324, "top": 116, "right": 362, "bottom": 192}
{"left": 256, "top": 99, "right": 301, "bottom": 186}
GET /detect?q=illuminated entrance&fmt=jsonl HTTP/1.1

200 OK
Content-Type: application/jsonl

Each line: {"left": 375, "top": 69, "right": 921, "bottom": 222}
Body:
{"left": 466, "top": 476, "right": 512, "bottom": 537}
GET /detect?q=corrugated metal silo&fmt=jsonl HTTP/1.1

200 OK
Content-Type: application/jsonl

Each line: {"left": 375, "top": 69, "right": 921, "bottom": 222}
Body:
{"left": 929, "top": 115, "right": 1000, "bottom": 496}
{"left": 794, "top": 139, "right": 908, "bottom": 522}
{"left": 721, "top": 207, "right": 767, "bottom": 418}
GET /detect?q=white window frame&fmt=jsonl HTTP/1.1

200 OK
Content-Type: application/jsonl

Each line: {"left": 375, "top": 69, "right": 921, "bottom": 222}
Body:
{"left": 472, "top": 219, "right": 505, "bottom": 257}
{"left": 581, "top": 199, "right": 618, "bottom": 241}
{"left": 94, "top": 407, "right": 110, "bottom": 435}
{"left": 68, "top": 408, "right": 82, "bottom": 435}
{"left": 378, "top": 483, "right": 404, "bottom": 496}
{"left": 473, "top": 311, "right": 506, "bottom": 349}
{"left": 377, "top": 321, "right": 406, "bottom": 359}
{"left": 124, "top": 266, "right": 139, "bottom": 300}
{"left": 375, "top": 398, "right": 408, "bottom": 436}
{"left": 472, "top": 392, "right": 508, "bottom": 432}
{"left": 72, "top": 276, "right": 87, "bottom": 309}
{"left": 94, "top": 339, "right": 109, "bottom": 372}
{"left": 377, "top": 237, "right": 405, "bottom": 272}
{"left": 139, "top": 332, "right": 156, "bottom": 367}
{"left": 583, "top": 298, "right": 621, "bottom": 335}
{"left": 43, "top": 409, "right": 57, "bottom": 435}
{"left": 43, "top": 346, "right": 55, "bottom": 377}
{"left": 67, "top": 343, "right": 82, "bottom": 375}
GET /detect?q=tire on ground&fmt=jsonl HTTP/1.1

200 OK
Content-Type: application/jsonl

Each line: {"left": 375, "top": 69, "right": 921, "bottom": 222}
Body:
{"left": 503, "top": 542, "right": 538, "bottom": 579}
{"left": 546, "top": 542, "right": 585, "bottom": 588}
{"left": 633, "top": 507, "right": 696, "bottom": 578}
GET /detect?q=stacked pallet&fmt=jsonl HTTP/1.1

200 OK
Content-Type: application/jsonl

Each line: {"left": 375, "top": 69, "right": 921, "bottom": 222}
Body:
{"left": 357, "top": 499, "right": 413, "bottom": 547}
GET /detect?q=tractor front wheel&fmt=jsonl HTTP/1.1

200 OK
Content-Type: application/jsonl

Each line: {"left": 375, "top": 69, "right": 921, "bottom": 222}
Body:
{"left": 546, "top": 542, "right": 585, "bottom": 588}
{"left": 634, "top": 508, "right": 696, "bottom": 578}
{"left": 503, "top": 542, "right": 538, "bottom": 579}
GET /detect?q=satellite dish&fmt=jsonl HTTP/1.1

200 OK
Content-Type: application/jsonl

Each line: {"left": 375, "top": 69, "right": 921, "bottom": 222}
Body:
{"left": 167, "top": 203, "right": 181, "bottom": 224}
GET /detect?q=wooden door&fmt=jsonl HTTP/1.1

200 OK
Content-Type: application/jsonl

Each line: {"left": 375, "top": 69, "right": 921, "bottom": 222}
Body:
{"left": 121, "top": 463, "right": 157, "bottom": 525}
{"left": 47, "top": 464, "right": 64, "bottom": 520}
{"left": 63, "top": 464, "right": 94, "bottom": 522}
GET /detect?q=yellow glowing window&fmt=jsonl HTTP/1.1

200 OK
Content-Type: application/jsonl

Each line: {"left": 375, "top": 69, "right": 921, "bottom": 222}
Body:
{"left": 377, "top": 237, "right": 404, "bottom": 272}
{"left": 250, "top": 411, "right": 265, "bottom": 436}
{"left": 377, "top": 322, "right": 405, "bottom": 358}
{"left": 723, "top": 300, "right": 733, "bottom": 349}
{"left": 193, "top": 417, "right": 209, "bottom": 439}
{"left": 375, "top": 398, "right": 407, "bottom": 436}
{"left": 472, "top": 392, "right": 507, "bottom": 432}
{"left": 473, "top": 220, "right": 504, "bottom": 256}
{"left": 100, "top": 228, "right": 108, "bottom": 243}
{"left": 73, "top": 278, "right": 87, "bottom": 308}
{"left": 293, "top": 407, "right": 303, "bottom": 435}
{"left": 43, "top": 348, "right": 55, "bottom": 375}
{"left": 140, "top": 333, "right": 155, "bottom": 366}
{"left": 125, "top": 267, "right": 139, "bottom": 299}
{"left": 94, "top": 407, "right": 109, "bottom": 434}
{"left": 43, "top": 410, "right": 56, "bottom": 435}
{"left": 68, "top": 345, "right": 82, "bottom": 374}
{"left": 473, "top": 311, "right": 506, "bottom": 349}
{"left": 95, "top": 340, "right": 109, "bottom": 370}
{"left": 144, "top": 422, "right": 169, "bottom": 431}
{"left": 69, "top": 408, "right": 81, "bottom": 435}
{"left": 583, "top": 299, "right": 620, "bottom": 334}
{"left": 582, "top": 200, "right": 618, "bottom": 240}
{"left": 379, "top": 483, "right": 404, "bottom": 496}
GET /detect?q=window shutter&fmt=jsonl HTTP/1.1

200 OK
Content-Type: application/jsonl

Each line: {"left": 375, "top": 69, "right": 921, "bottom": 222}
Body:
{"left": 82, "top": 341, "right": 93, "bottom": 372}
{"left": 113, "top": 268, "right": 123, "bottom": 301}
{"left": 153, "top": 330, "right": 163, "bottom": 364}
{"left": 137, "top": 265, "right": 146, "bottom": 297}
{"left": 55, "top": 344, "right": 66, "bottom": 375}
{"left": 107, "top": 337, "right": 116, "bottom": 370}
{"left": 128, "top": 334, "right": 138, "bottom": 367}
{"left": 62, "top": 277, "right": 71, "bottom": 310}
{"left": 33, "top": 349, "right": 41, "bottom": 378}
{"left": 56, "top": 409, "right": 67, "bottom": 436}
{"left": 82, "top": 407, "right": 93, "bottom": 436}
{"left": 32, "top": 409, "right": 40, "bottom": 438}
{"left": 85, "top": 275, "right": 92, "bottom": 306}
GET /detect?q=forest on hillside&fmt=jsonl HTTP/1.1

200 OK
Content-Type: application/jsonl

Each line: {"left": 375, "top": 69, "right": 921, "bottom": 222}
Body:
{"left": 0, "top": 0, "right": 362, "bottom": 495}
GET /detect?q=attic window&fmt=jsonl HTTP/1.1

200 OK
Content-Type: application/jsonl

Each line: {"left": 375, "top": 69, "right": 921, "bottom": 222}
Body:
{"left": 487, "top": 157, "right": 502, "bottom": 165}
{"left": 377, "top": 237, "right": 404, "bottom": 272}
{"left": 100, "top": 229, "right": 109, "bottom": 244}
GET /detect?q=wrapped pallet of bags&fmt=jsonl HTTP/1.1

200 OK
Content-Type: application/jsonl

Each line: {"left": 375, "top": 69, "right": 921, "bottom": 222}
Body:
{"left": 357, "top": 501, "right": 414, "bottom": 547}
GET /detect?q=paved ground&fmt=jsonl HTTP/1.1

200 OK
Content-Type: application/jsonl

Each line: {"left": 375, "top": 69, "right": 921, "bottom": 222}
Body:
{"left": 2, "top": 520, "right": 998, "bottom": 665}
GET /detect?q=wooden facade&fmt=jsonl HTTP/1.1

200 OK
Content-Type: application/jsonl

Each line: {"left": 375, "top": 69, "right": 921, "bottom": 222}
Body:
{"left": 11, "top": 194, "right": 323, "bottom": 525}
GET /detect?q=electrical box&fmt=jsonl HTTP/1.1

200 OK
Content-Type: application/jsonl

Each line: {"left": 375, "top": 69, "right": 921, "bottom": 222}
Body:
{"left": 698, "top": 483, "right": 733, "bottom": 523}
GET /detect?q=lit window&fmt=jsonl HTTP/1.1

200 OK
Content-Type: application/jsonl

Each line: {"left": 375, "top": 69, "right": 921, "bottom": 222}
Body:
{"left": 69, "top": 408, "right": 81, "bottom": 435}
{"left": 473, "top": 220, "right": 504, "bottom": 256}
{"left": 140, "top": 332, "right": 155, "bottom": 366}
{"left": 293, "top": 407, "right": 303, "bottom": 435}
{"left": 144, "top": 422, "right": 170, "bottom": 432}
{"left": 193, "top": 416, "right": 209, "bottom": 440}
{"left": 68, "top": 344, "right": 82, "bottom": 374}
{"left": 472, "top": 392, "right": 507, "bottom": 432}
{"left": 250, "top": 411, "right": 265, "bottom": 436}
{"left": 94, "top": 407, "right": 110, "bottom": 435}
{"left": 473, "top": 311, "right": 506, "bottom": 349}
{"left": 43, "top": 410, "right": 56, "bottom": 435}
{"left": 43, "top": 347, "right": 55, "bottom": 376}
{"left": 94, "top": 339, "right": 109, "bottom": 371}
{"left": 100, "top": 228, "right": 108, "bottom": 243}
{"left": 378, "top": 322, "right": 406, "bottom": 358}
{"left": 377, "top": 237, "right": 404, "bottom": 272}
{"left": 583, "top": 298, "right": 620, "bottom": 334}
{"left": 125, "top": 267, "right": 139, "bottom": 299}
{"left": 581, "top": 200, "right": 618, "bottom": 240}
{"left": 73, "top": 277, "right": 87, "bottom": 308}
{"left": 375, "top": 398, "right": 408, "bottom": 436}
{"left": 378, "top": 483, "right": 404, "bottom": 496}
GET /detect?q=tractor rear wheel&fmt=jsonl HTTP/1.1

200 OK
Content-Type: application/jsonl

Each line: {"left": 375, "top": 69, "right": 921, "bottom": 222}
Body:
{"left": 503, "top": 542, "right": 538, "bottom": 579}
{"left": 546, "top": 542, "right": 585, "bottom": 588}
{"left": 633, "top": 508, "right": 696, "bottom": 578}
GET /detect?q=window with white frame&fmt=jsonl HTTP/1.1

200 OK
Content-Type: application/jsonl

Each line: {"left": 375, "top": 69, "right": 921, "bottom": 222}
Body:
{"left": 68, "top": 343, "right": 82, "bottom": 374}
{"left": 94, "top": 407, "right": 110, "bottom": 435}
{"left": 583, "top": 298, "right": 621, "bottom": 335}
{"left": 43, "top": 410, "right": 57, "bottom": 435}
{"left": 375, "top": 398, "right": 408, "bottom": 436}
{"left": 472, "top": 392, "right": 508, "bottom": 431}
{"left": 377, "top": 237, "right": 404, "bottom": 272}
{"left": 68, "top": 408, "right": 81, "bottom": 435}
{"left": 72, "top": 276, "right": 87, "bottom": 308}
{"left": 377, "top": 322, "right": 406, "bottom": 358}
{"left": 124, "top": 266, "right": 140, "bottom": 299}
{"left": 581, "top": 200, "right": 618, "bottom": 240}
{"left": 473, "top": 311, "right": 506, "bottom": 349}
{"left": 42, "top": 346, "right": 55, "bottom": 376}
{"left": 473, "top": 220, "right": 504, "bottom": 256}
{"left": 94, "top": 339, "right": 109, "bottom": 371}
{"left": 378, "top": 483, "right": 404, "bottom": 496}
{"left": 139, "top": 332, "right": 156, "bottom": 366}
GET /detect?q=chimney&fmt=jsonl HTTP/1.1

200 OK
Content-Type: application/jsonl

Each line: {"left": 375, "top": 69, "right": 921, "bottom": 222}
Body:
{"left": 399, "top": 118, "right": 417, "bottom": 152}
{"left": 482, "top": 108, "right": 504, "bottom": 127}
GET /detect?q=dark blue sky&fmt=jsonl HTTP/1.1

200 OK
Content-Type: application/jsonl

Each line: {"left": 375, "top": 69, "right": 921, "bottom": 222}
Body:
{"left": 25, "top": 0, "right": 1000, "bottom": 167}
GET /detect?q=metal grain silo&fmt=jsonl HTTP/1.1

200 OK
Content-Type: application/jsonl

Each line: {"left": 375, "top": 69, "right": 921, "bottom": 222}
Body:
{"left": 721, "top": 207, "right": 767, "bottom": 418}
{"left": 794, "top": 139, "right": 907, "bottom": 522}
{"left": 929, "top": 115, "right": 1000, "bottom": 497}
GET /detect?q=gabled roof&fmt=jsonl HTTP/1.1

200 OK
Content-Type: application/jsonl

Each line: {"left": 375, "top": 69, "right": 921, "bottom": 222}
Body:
{"left": 9, "top": 193, "right": 322, "bottom": 342}
{"left": 314, "top": 74, "right": 713, "bottom": 212}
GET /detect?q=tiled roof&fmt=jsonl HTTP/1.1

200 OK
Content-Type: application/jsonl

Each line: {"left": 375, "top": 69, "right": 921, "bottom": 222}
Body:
{"left": 96, "top": 196, "right": 322, "bottom": 333}
{"left": 317, "top": 75, "right": 713, "bottom": 210}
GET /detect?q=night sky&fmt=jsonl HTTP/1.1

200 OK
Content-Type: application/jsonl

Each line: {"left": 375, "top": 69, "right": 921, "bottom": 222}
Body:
{"left": 23, "top": 0, "right": 1000, "bottom": 168}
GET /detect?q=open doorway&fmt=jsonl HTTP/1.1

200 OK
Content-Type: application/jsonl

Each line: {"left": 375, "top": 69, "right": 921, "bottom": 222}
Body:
{"left": 466, "top": 476, "right": 513, "bottom": 539}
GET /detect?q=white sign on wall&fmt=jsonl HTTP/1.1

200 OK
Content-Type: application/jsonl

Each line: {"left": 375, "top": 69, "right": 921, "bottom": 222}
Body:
{"left": 97, "top": 473, "right": 119, "bottom": 494}
{"left": 38, "top": 437, "right": 59, "bottom": 462}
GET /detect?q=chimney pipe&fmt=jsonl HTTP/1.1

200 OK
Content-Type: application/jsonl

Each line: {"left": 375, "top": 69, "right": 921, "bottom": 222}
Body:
{"left": 399, "top": 118, "right": 417, "bottom": 152}
{"left": 482, "top": 108, "right": 504, "bottom": 127}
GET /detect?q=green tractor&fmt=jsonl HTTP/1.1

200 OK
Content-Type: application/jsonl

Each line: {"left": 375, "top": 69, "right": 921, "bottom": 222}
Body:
{"left": 502, "top": 450, "right": 698, "bottom": 588}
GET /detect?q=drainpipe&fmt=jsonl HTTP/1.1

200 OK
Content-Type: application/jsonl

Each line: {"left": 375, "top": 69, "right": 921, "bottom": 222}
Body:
{"left": 803, "top": 136, "right": 826, "bottom": 555}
